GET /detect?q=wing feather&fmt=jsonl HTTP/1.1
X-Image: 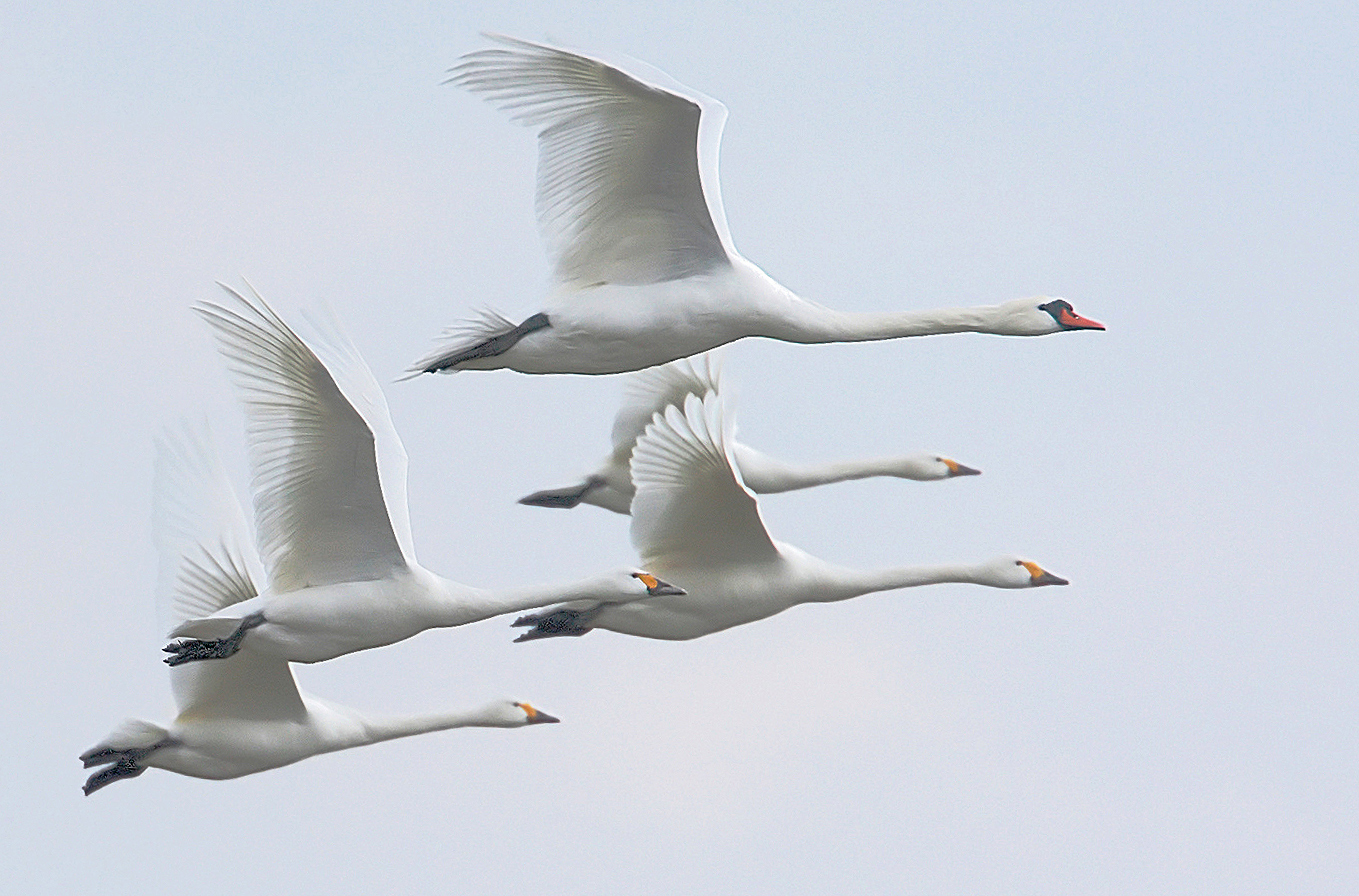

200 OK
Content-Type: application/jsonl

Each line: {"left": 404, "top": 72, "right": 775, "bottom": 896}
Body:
{"left": 611, "top": 352, "right": 724, "bottom": 454}
{"left": 195, "top": 284, "right": 411, "bottom": 592}
{"left": 630, "top": 391, "right": 779, "bottom": 567}
{"left": 152, "top": 424, "right": 305, "bottom": 722}
{"left": 450, "top": 35, "right": 732, "bottom": 286}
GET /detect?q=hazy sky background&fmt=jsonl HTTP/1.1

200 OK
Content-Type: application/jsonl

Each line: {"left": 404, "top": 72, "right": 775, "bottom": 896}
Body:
{"left": 4, "top": 2, "right": 1356, "bottom": 893}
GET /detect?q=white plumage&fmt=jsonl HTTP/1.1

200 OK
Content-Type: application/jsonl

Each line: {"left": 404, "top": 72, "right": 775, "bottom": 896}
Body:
{"left": 81, "top": 425, "right": 561, "bottom": 795}
{"left": 513, "top": 389, "right": 1067, "bottom": 642}
{"left": 411, "top": 36, "right": 1103, "bottom": 376}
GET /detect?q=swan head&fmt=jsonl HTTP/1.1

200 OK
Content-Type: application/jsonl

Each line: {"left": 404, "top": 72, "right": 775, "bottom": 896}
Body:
{"left": 979, "top": 556, "right": 1070, "bottom": 588}
{"left": 994, "top": 297, "right": 1105, "bottom": 335}
{"left": 895, "top": 453, "right": 982, "bottom": 480}
{"left": 482, "top": 700, "right": 562, "bottom": 727}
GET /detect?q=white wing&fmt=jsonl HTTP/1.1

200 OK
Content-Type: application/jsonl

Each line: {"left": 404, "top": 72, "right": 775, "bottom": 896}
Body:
{"left": 450, "top": 35, "right": 734, "bottom": 286}
{"left": 153, "top": 424, "right": 305, "bottom": 722}
{"left": 611, "top": 351, "right": 724, "bottom": 455}
{"left": 153, "top": 422, "right": 264, "bottom": 633}
{"left": 630, "top": 391, "right": 779, "bottom": 567}
{"left": 195, "top": 283, "right": 414, "bottom": 593}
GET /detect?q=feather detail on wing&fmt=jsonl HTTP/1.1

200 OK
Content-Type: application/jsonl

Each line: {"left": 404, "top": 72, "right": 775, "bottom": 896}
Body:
{"left": 630, "top": 390, "right": 779, "bottom": 567}
{"left": 152, "top": 422, "right": 305, "bottom": 722}
{"left": 153, "top": 423, "right": 263, "bottom": 634}
{"left": 611, "top": 351, "right": 724, "bottom": 454}
{"left": 195, "top": 283, "right": 411, "bottom": 593}
{"left": 449, "top": 35, "right": 732, "bottom": 286}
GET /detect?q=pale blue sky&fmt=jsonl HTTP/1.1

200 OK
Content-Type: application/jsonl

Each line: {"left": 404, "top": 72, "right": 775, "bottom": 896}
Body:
{"left": 3, "top": 2, "right": 1356, "bottom": 893}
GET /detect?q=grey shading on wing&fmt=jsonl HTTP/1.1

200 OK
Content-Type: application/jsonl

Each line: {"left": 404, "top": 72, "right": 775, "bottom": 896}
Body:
{"left": 630, "top": 391, "right": 779, "bottom": 568}
{"left": 449, "top": 35, "right": 733, "bottom": 286}
{"left": 154, "top": 424, "right": 305, "bottom": 722}
{"left": 612, "top": 351, "right": 724, "bottom": 455}
{"left": 194, "top": 284, "right": 414, "bottom": 593}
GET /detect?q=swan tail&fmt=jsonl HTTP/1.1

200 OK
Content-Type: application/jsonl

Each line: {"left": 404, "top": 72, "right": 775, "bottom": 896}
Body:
{"left": 517, "top": 476, "right": 605, "bottom": 509}
{"left": 80, "top": 719, "right": 173, "bottom": 795}
{"left": 511, "top": 606, "right": 599, "bottom": 642}
{"left": 405, "top": 310, "right": 551, "bottom": 376}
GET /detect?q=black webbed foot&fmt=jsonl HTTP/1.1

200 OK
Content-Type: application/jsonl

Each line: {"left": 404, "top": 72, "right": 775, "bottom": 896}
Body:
{"left": 162, "top": 612, "right": 265, "bottom": 666}
{"left": 511, "top": 608, "right": 596, "bottom": 642}
{"left": 82, "top": 758, "right": 147, "bottom": 795}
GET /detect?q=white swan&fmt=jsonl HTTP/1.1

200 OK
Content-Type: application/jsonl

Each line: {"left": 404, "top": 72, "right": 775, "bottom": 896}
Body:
{"left": 512, "top": 388, "right": 1067, "bottom": 642}
{"left": 82, "top": 426, "right": 562, "bottom": 795}
{"left": 518, "top": 353, "right": 979, "bottom": 514}
{"left": 161, "top": 284, "right": 681, "bottom": 667}
{"left": 409, "top": 36, "right": 1103, "bottom": 376}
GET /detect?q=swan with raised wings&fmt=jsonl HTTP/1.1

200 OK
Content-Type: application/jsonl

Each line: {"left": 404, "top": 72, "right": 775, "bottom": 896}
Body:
{"left": 160, "top": 284, "right": 681, "bottom": 667}
{"left": 519, "top": 352, "right": 979, "bottom": 514}
{"left": 410, "top": 36, "right": 1103, "bottom": 377}
{"left": 82, "top": 426, "right": 563, "bottom": 795}
{"left": 512, "top": 384, "right": 1067, "bottom": 642}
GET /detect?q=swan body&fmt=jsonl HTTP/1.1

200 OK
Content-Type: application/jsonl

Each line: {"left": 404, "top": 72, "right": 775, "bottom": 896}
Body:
{"left": 164, "top": 284, "right": 679, "bottom": 667}
{"left": 519, "top": 353, "right": 979, "bottom": 514}
{"left": 411, "top": 36, "right": 1103, "bottom": 377}
{"left": 82, "top": 427, "right": 560, "bottom": 795}
{"left": 512, "top": 390, "right": 1067, "bottom": 642}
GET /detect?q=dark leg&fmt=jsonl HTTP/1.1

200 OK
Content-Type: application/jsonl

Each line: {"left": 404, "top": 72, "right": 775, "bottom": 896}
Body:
{"left": 511, "top": 607, "right": 600, "bottom": 642}
{"left": 80, "top": 740, "right": 173, "bottom": 795}
{"left": 518, "top": 476, "right": 606, "bottom": 509}
{"left": 419, "top": 313, "right": 551, "bottom": 374}
{"left": 163, "top": 612, "right": 266, "bottom": 666}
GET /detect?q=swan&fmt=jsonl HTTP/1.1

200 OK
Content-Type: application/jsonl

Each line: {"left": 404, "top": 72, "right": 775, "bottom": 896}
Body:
{"left": 82, "top": 426, "right": 562, "bottom": 795}
{"left": 518, "top": 352, "right": 979, "bottom": 514}
{"left": 161, "top": 283, "right": 682, "bottom": 667}
{"left": 408, "top": 36, "right": 1103, "bottom": 377}
{"left": 511, "top": 388, "right": 1067, "bottom": 642}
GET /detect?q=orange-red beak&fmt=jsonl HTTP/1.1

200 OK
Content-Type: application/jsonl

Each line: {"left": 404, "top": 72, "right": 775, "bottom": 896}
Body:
{"left": 1057, "top": 307, "right": 1105, "bottom": 330}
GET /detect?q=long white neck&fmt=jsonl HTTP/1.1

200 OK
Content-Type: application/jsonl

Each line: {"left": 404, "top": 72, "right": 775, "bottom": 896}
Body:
{"left": 426, "top": 572, "right": 629, "bottom": 628}
{"left": 357, "top": 705, "right": 511, "bottom": 745}
{"left": 812, "top": 561, "right": 998, "bottom": 603}
{"left": 733, "top": 444, "right": 920, "bottom": 493}
{"left": 754, "top": 290, "right": 1008, "bottom": 344}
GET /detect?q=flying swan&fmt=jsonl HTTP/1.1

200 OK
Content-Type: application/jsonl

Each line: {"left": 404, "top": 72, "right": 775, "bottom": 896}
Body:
{"left": 519, "top": 352, "right": 980, "bottom": 514}
{"left": 161, "top": 284, "right": 681, "bottom": 667}
{"left": 82, "top": 426, "right": 563, "bottom": 795}
{"left": 409, "top": 36, "right": 1104, "bottom": 376}
{"left": 512, "top": 380, "right": 1068, "bottom": 641}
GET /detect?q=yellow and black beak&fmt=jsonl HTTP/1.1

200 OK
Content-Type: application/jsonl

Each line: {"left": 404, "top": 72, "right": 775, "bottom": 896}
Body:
{"left": 635, "top": 572, "right": 686, "bottom": 596}
{"left": 942, "top": 458, "right": 982, "bottom": 477}
{"left": 516, "top": 702, "right": 561, "bottom": 725}
{"left": 1021, "top": 561, "right": 1069, "bottom": 587}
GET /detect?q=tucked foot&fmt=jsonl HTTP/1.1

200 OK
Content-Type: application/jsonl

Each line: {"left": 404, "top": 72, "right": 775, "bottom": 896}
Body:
{"left": 511, "top": 607, "right": 598, "bottom": 642}
{"left": 163, "top": 612, "right": 266, "bottom": 666}
{"left": 79, "top": 742, "right": 170, "bottom": 795}
{"left": 420, "top": 313, "right": 551, "bottom": 374}
{"left": 82, "top": 757, "right": 147, "bottom": 795}
{"left": 518, "top": 476, "right": 605, "bottom": 509}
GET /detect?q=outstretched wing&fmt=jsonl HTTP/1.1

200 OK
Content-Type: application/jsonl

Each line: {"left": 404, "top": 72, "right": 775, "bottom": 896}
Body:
{"left": 450, "top": 35, "right": 734, "bottom": 286}
{"left": 611, "top": 351, "right": 724, "bottom": 456}
{"left": 153, "top": 424, "right": 305, "bottom": 722}
{"left": 630, "top": 391, "right": 779, "bottom": 567}
{"left": 195, "top": 283, "right": 414, "bottom": 593}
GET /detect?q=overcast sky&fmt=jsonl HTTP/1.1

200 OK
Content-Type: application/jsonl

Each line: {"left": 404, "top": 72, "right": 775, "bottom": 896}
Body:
{"left": 4, "top": 2, "right": 1356, "bottom": 893}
